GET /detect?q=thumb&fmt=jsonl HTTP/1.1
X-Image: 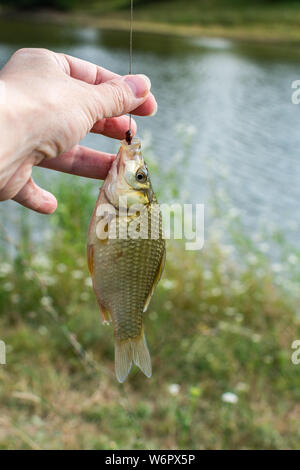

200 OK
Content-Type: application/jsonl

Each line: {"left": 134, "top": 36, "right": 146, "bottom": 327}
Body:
{"left": 95, "top": 74, "right": 151, "bottom": 118}
{"left": 13, "top": 178, "right": 57, "bottom": 214}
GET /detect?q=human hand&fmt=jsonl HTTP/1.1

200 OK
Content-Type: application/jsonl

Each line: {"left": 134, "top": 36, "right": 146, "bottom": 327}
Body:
{"left": 0, "top": 48, "right": 156, "bottom": 214}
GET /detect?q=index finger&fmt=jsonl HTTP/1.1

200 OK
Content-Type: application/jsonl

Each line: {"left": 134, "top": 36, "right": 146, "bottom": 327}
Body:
{"left": 38, "top": 145, "right": 115, "bottom": 180}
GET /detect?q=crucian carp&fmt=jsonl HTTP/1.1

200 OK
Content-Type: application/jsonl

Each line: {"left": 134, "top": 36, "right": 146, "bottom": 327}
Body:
{"left": 87, "top": 138, "right": 166, "bottom": 382}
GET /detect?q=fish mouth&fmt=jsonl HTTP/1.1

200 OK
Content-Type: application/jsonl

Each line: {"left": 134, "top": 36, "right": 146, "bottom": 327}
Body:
{"left": 118, "top": 137, "right": 144, "bottom": 172}
{"left": 120, "top": 138, "right": 142, "bottom": 161}
{"left": 121, "top": 138, "right": 141, "bottom": 150}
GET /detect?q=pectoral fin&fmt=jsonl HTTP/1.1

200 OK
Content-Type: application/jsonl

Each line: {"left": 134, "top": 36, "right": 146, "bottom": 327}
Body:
{"left": 87, "top": 244, "right": 94, "bottom": 276}
{"left": 93, "top": 288, "right": 112, "bottom": 324}
{"left": 87, "top": 244, "right": 111, "bottom": 324}
{"left": 97, "top": 299, "right": 112, "bottom": 325}
{"left": 143, "top": 249, "right": 166, "bottom": 313}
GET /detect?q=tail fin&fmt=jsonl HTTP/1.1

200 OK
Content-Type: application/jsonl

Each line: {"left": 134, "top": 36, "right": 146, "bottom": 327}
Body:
{"left": 115, "top": 330, "right": 152, "bottom": 383}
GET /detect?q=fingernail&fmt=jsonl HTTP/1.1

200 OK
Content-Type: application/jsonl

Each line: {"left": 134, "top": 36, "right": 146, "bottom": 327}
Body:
{"left": 149, "top": 100, "right": 158, "bottom": 117}
{"left": 125, "top": 74, "right": 151, "bottom": 98}
{"left": 42, "top": 191, "right": 57, "bottom": 214}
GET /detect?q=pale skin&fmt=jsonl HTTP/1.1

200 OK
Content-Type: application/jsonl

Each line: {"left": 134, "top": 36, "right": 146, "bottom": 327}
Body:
{"left": 0, "top": 48, "right": 157, "bottom": 214}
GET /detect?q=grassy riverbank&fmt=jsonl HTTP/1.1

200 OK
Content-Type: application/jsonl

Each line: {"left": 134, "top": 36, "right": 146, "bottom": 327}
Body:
{"left": 2, "top": 1, "right": 300, "bottom": 43}
{"left": 87, "top": 0, "right": 300, "bottom": 43}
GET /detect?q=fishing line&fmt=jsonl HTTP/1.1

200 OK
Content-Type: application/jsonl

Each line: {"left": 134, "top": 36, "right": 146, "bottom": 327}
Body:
{"left": 126, "top": 0, "right": 134, "bottom": 145}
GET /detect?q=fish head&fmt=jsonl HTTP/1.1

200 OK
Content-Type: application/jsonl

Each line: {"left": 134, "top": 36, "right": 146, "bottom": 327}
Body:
{"left": 104, "top": 138, "right": 153, "bottom": 208}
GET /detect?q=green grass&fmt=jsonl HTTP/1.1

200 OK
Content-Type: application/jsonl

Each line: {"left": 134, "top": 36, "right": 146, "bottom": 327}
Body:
{"left": 0, "top": 136, "right": 300, "bottom": 449}
{"left": 97, "top": 0, "right": 300, "bottom": 26}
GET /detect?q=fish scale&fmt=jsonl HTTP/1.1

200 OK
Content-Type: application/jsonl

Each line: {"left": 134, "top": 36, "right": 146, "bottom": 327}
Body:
{"left": 101, "top": 224, "right": 163, "bottom": 340}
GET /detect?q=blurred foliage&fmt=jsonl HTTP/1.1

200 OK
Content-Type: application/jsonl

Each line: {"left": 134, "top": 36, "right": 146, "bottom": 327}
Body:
{"left": 0, "top": 0, "right": 173, "bottom": 8}
{"left": 0, "top": 134, "right": 300, "bottom": 449}
{"left": 1, "top": 0, "right": 300, "bottom": 13}
{"left": 0, "top": 0, "right": 79, "bottom": 10}
{"left": 2, "top": 1, "right": 300, "bottom": 42}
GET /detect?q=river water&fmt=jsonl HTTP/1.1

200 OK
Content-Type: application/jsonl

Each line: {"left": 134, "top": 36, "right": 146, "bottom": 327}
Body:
{"left": 0, "top": 18, "right": 300, "bottom": 247}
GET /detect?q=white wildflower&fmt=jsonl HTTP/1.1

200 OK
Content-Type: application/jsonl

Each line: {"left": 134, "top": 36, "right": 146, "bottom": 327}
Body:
{"left": 72, "top": 270, "right": 84, "bottom": 280}
{"left": 164, "top": 301, "right": 173, "bottom": 311}
{"left": 220, "top": 244, "right": 234, "bottom": 256}
{"left": 38, "top": 326, "right": 48, "bottom": 336}
{"left": 247, "top": 254, "right": 258, "bottom": 265}
{"left": 56, "top": 263, "right": 67, "bottom": 273}
{"left": 33, "top": 254, "right": 50, "bottom": 269}
{"left": 288, "top": 254, "right": 298, "bottom": 265}
{"left": 0, "top": 263, "right": 12, "bottom": 275}
{"left": 221, "top": 392, "right": 238, "bottom": 404}
{"left": 40, "top": 274, "right": 56, "bottom": 286}
{"left": 161, "top": 279, "right": 176, "bottom": 290}
{"left": 24, "top": 270, "right": 35, "bottom": 281}
{"left": 259, "top": 243, "right": 269, "bottom": 253}
{"left": 252, "top": 334, "right": 261, "bottom": 343}
{"left": 231, "top": 281, "right": 246, "bottom": 295}
{"left": 3, "top": 282, "right": 13, "bottom": 292}
{"left": 80, "top": 292, "right": 89, "bottom": 301}
{"left": 149, "top": 311, "right": 158, "bottom": 320}
{"left": 186, "top": 124, "right": 196, "bottom": 136}
{"left": 272, "top": 263, "right": 283, "bottom": 273}
{"left": 40, "top": 296, "right": 52, "bottom": 308}
{"left": 235, "top": 313, "right": 243, "bottom": 323}
{"left": 225, "top": 307, "right": 235, "bottom": 317}
{"left": 211, "top": 287, "right": 221, "bottom": 297}
{"left": 85, "top": 277, "right": 93, "bottom": 287}
{"left": 168, "top": 384, "right": 180, "bottom": 396}
{"left": 203, "top": 270, "right": 212, "bottom": 280}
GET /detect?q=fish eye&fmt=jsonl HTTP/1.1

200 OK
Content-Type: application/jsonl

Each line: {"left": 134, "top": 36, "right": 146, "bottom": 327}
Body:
{"left": 135, "top": 168, "right": 148, "bottom": 183}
